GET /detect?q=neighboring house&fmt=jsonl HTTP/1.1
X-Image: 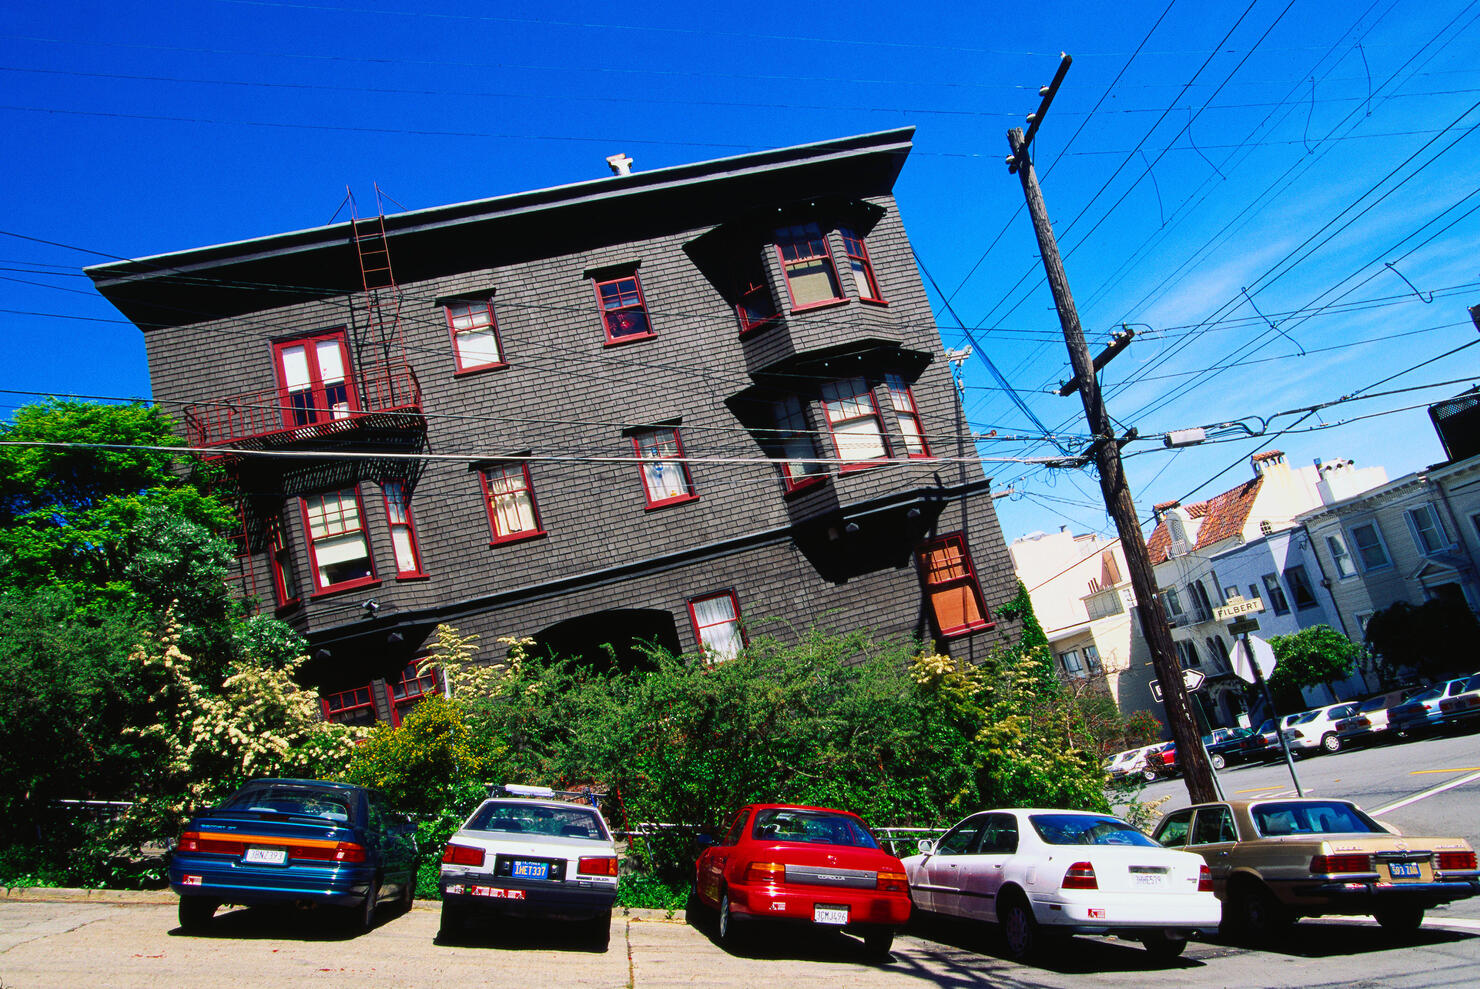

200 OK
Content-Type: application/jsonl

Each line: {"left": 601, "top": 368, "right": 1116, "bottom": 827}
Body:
{"left": 1009, "top": 529, "right": 1157, "bottom": 720}
{"left": 86, "top": 129, "right": 1022, "bottom": 724}
{"left": 1146, "top": 452, "right": 1387, "bottom": 726}
{"left": 1301, "top": 394, "right": 1480, "bottom": 665}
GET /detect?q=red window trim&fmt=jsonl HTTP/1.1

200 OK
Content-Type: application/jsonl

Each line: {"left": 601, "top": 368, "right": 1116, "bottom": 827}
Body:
{"left": 633, "top": 427, "right": 699, "bottom": 509}
{"left": 771, "top": 395, "right": 827, "bottom": 494}
{"left": 266, "top": 514, "right": 300, "bottom": 611}
{"left": 686, "top": 589, "right": 746, "bottom": 662}
{"left": 300, "top": 486, "right": 379, "bottom": 596}
{"left": 382, "top": 480, "right": 427, "bottom": 579}
{"left": 917, "top": 533, "right": 994, "bottom": 638}
{"left": 321, "top": 685, "right": 377, "bottom": 726}
{"left": 735, "top": 279, "right": 780, "bottom": 337}
{"left": 820, "top": 378, "right": 891, "bottom": 472}
{"left": 774, "top": 223, "right": 844, "bottom": 312}
{"left": 839, "top": 226, "right": 886, "bottom": 303}
{"left": 272, "top": 329, "right": 358, "bottom": 430}
{"left": 479, "top": 462, "right": 547, "bottom": 545}
{"left": 885, "top": 374, "right": 932, "bottom": 459}
{"left": 593, "top": 274, "right": 656, "bottom": 345}
{"left": 384, "top": 662, "right": 442, "bottom": 727}
{"left": 444, "top": 298, "right": 508, "bottom": 374}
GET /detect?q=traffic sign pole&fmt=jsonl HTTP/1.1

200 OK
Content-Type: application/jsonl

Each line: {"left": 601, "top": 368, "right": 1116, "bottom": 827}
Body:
{"left": 1238, "top": 627, "right": 1303, "bottom": 797}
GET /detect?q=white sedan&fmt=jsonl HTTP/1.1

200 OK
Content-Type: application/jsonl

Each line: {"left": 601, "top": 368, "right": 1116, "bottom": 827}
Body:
{"left": 902, "top": 808, "right": 1220, "bottom": 961}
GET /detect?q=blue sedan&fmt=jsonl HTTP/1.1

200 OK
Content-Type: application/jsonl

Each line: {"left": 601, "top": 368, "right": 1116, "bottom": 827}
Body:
{"left": 169, "top": 778, "right": 418, "bottom": 933}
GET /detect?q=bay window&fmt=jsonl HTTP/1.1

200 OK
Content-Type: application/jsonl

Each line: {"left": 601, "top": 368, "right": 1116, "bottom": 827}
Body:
{"left": 820, "top": 377, "right": 889, "bottom": 468}
{"left": 884, "top": 373, "right": 929, "bottom": 457}
{"left": 774, "top": 222, "right": 842, "bottom": 308}
{"left": 839, "top": 225, "right": 884, "bottom": 302}
{"left": 770, "top": 395, "right": 825, "bottom": 491}
{"left": 386, "top": 662, "right": 441, "bottom": 726}
{"left": 321, "top": 685, "right": 377, "bottom": 726}
{"left": 301, "top": 487, "right": 375, "bottom": 592}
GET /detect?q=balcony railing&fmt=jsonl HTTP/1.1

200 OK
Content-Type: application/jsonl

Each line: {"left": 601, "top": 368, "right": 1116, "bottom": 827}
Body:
{"left": 182, "top": 360, "right": 422, "bottom": 448}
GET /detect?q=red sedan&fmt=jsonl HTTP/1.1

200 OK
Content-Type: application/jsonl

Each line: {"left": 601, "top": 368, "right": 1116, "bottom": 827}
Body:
{"left": 693, "top": 803, "right": 911, "bottom": 959}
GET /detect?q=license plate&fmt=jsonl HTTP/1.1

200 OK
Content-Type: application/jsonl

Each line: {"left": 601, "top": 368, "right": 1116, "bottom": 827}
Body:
{"left": 813, "top": 905, "right": 849, "bottom": 925}
{"left": 511, "top": 861, "right": 548, "bottom": 880}
{"left": 1131, "top": 873, "right": 1165, "bottom": 887}
{"left": 243, "top": 847, "right": 287, "bottom": 866}
{"left": 1388, "top": 862, "right": 1421, "bottom": 880}
{"left": 471, "top": 885, "right": 525, "bottom": 899}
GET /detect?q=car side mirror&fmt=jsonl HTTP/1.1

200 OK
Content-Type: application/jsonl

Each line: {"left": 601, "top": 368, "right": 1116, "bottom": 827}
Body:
{"left": 695, "top": 833, "right": 717, "bottom": 849}
{"left": 917, "top": 838, "right": 935, "bottom": 855}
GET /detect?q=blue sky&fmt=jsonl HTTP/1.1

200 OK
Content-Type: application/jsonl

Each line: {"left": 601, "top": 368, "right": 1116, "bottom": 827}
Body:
{"left": 3, "top": 0, "right": 1477, "bottom": 544}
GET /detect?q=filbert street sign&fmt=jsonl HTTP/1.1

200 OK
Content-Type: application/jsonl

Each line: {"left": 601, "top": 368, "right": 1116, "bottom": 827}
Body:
{"left": 1213, "top": 595, "right": 1266, "bottom": 622}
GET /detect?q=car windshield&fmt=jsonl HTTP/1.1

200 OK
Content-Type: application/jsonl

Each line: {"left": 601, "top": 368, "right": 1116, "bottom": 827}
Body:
{"left": 1462, "top": 675, "right": 1480, "bottom": 691}
{"left": 1357, "top": 696, "right": 1392, "bottom": 712}
{"left": 1410, "top": 687, "right": 1442, "bottom": 703}
{"left": 220, "top": 785, "right": 354, "bottom": 823}
{"left": 1255, "top": 719, "right": 1275, "bottom": 733}
{"left": 750, "top": 808, "right": 879, "bottom": 848}
{"left": 1029, "top": 814, "right": 1157, "bottom": 847}
{"left": 1250, "top": 801, "right": 1383, "bottom": 836}
{"left": 465, "top": 801, "right": 607, "bottom": 840}
{"left": 1291, "top": 710, "right": 1321, "bottom": 724}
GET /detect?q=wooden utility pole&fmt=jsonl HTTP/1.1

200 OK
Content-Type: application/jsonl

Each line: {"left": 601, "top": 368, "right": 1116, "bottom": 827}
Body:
{"left": 1005, "top": 55, "right": 1216, "bottom": 803}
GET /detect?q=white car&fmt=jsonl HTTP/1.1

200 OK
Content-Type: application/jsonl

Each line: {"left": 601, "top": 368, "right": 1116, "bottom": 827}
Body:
{"left": 901, "top": 808, "right": 1220, "bottom": 961}
{"left": 438, "top": 786, "right": 619, "bottom": 944}
{"left": 1281, "top": 702, "right": 1361, "bottom": 754}
{"left": 1103, "top": 746, "right": 1156, "bottom": 781}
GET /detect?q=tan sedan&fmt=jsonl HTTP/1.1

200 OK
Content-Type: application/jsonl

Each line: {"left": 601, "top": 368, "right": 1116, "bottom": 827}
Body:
{"left": 1151, "top": 798, "right": 1479, "bottom": 941}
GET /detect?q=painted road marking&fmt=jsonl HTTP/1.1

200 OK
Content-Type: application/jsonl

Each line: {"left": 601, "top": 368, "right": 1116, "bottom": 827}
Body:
{"left": 1233, "top": 786, "right": 1285, "bottom": 794}
{"left": 1410, "top": 767, "right": 1480, "bottom": 775}
{"left": 1373, "top": 768, "right": 1480, "bottom": 815}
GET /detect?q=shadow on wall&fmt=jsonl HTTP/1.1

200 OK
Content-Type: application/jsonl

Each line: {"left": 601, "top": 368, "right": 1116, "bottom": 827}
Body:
{"left": 528, "top": 608, "right": 681, "bottom": 672}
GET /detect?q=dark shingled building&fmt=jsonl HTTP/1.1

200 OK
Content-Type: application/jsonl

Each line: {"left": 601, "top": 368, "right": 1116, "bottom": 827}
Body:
{"left": 88, "top": 128, "right": 1022, "bottom": 726}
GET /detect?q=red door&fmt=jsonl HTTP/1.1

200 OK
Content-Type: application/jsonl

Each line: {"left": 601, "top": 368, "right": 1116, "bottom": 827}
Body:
{"left": 274, "top": 331, "right": 356, "bottom": 428}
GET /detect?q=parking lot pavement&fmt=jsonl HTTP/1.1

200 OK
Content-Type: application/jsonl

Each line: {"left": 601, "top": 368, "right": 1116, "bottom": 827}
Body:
{"left": 2, "top": 896, "right": 1479, "bottom": 988}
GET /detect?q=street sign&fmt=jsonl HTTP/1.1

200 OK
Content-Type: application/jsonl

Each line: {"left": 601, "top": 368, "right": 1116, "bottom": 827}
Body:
{"left": 1214, "top": 596, "right": 1265, "bottom": 621}
{"left": 1228, "top": 616, "right": 1261, "bottom": 636}
{"left": 1149, "top": 667, "right": 1206, "bottom": 703}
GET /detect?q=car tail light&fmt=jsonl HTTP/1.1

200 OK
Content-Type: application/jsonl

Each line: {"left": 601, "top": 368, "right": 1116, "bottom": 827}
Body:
{"left": 1438, "top": 851, "right": 1477, "bottom": 871}
{"left": 294, "top": 841, "right": 367, "bottom": 863}
{"left": 876, "top": 870, "right": 908, "bottom": 893}
{"left": 1310, "top": 854, "right": 1370, "bottom": 874}
{"left": 745, "top": 862, "right": 786, "bottom": 885}
{"left": 1198, "top": 864, "right": 1213, "bottom": 892}
{"left": 442, "top": 844, "right": 486, "bottom": 867}
{"left": 176, "top": 832, "right": 246, "bottom": 856}
{"left": 578, "top": 856, "right": 619, "bottom": 877}
{"left": 1061, "top": 861, "right": 1097, "bottom": 890}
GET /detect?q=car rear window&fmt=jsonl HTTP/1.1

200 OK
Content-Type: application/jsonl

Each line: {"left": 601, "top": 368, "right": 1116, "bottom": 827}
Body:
{"left": 465, "top": 801, "right": 607, "bottom": 840}
{"left": 1250, "top": 801, "right": 1382, "bottom": 836}
{"left": 1029, "top": 814, "right": 1157, "bottom": 847}
{"left": 220, "top": 785, "right": 354, "bottom": 823}
{"left": 750, "top": 809, "right": 879, "bottom": 848}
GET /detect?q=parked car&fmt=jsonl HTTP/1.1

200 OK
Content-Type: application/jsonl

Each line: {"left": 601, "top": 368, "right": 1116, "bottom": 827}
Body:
{"left": 1139, "top": 742, "right": 1179, "bottom": 780}
{"left": 1246, "top": 713, "right": 1309, "bottom": 761}
{"left": 1104, "top": 745, "right": 1157, "bottom": 781}
{"left": 903, "top": 808, "right": 1219, "bottom": 960}
{"left": 1388, "top": 677, "right": 1475, "bottom": 737}
{"left": 169, "top": 778, "right": 418, "bottom": 932}
{"left": 1205, "top": 727, "right": 1262, "bottom": 766}
{"left": 1436, "top": 674, "right": 1480, "bottom": 731}
{"left": 1152, "top": 798, "right": 1479, "bottom": 941}
{"left": 438, "top": 785, "right": 619, "bottom": 944}
{"left": 692, "top": 803, "right": 910, "bottom": 959}
{"left": 1281, "top": 702, "right": 1361, "bottom": 755}
{"left": 1333, "top": 688, "right": 1429, "bottom": 746}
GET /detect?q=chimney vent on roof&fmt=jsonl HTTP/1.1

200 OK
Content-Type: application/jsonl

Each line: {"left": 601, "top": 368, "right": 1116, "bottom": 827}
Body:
{"left": 606, "top": 153, "right": 634, "bottom": 176}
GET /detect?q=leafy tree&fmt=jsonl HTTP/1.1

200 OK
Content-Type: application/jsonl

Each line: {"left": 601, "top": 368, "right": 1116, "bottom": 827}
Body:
{"left": 1266, "top": 625, "right": 1362, "bottom": 708}
{"left": 1364, "top": 599, "right": 1479, "bottom": 681}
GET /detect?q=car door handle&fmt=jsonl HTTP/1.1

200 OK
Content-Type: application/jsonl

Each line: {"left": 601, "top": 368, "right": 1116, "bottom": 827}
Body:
{"left": 994, "top": 864, "right": 1004, "bottom": 870}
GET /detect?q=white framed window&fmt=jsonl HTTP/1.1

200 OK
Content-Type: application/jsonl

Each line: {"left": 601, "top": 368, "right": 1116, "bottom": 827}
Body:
{"left": 1262, "top": 574, "right": 1290, "bottom": 615}
{"left": 1060, "top": 650, "right": 1085, "bottom": 677}
{"left": 301, "top": 487, "right": 375, "bottom": 592}
{"left": 1349, "top": 522, "right": 1391, "bottom": 571}
{"left": 688, "top": 591, "right": 744, "bottom": 662}
{"left": 1406, "top": 504, "right": 1448, "bottom": 555}
{"left": 1326, "top": 533, "right": 1356, "bottom": 578}
{"left": 480, "top": 463, "right": 545, "bottom": 543}
{"left": 632, "top": 428, "right": 697, "bottom": 508}
{"left": 445, "top": 299, "right": 505, "bottom": 372}
{"left": 1084, "top": 644, "right": 1103, "bottom": 674}
{"left": 382, "top": 480, "right": 425, "bottom": 577}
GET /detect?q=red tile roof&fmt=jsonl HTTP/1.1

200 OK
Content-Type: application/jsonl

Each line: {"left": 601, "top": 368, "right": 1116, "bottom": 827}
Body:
{"left": 1145, "top": 475, "right": 1264, "bottom": 564}
{"left": 1251, "top": 449, "right": 1285, "bottom": 462}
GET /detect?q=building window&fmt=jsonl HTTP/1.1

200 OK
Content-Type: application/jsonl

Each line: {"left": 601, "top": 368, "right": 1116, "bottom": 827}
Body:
{"left": 1261, "top": 573, "right": 1290, "bottom": 615}
{"left": 688, "top": 591, "right": 744, "bottom": 663}
{"left": 1188, "top": 581, "right": 1214, "bottom": 622}
{"left": 1084, "top": 644, "right": 1104, "bottom": 674}
{"left": 1163, "top": 586, "right": 1184, "bottom": 618}
{"left": 633, "top": 428, "right": 697, "bottom": 508}
{"left": 594, "top": 274, "right": 653, "bottom": 344}
{"left": 302, "top": 487, "right": 375, "bottom": 592}
{"left": 1206, "top": 636, "right": 1232, "bottom": 669}
{"left": 884, "top": 373, "right": 930, "bottom": 457}
{"left": 820, "top": 377, "right": 889, "bottom": 469}
{"left": 769, "top": 395, "right": 825, "bottom": 492}
{"left": 839, "top": 225, "right": 884, "bottom": 302}
{"left": 1060, "top": 650, "right": 1085, "bottom": 677}
{"left": 1406, "top": 505, "right": 1448, "bottom": 555}
{"left": 1176, "top": 639, "right": 1201, "bottom": 668}
{"left": 386, "top": 662, "right": 441, "bottom": 726}
{"left": 1326, "top": 533, "right": 1356, "bottom": 578}
{"left": 735, "top": 269, "right": 778, "bottom": 334}
{"left": 1284, "top": 565, "right": 1319, "bottom": 609}
{"left": 382, "top": 480, "right": 425, "bottom": 577}
{"left": 322, "top": 685, "right": 377, "bottom": 726}
{"left": 917, "top": 534, "right": 992, "bottom": 637}
{"left": 1349, "top": 522, "right": 1391, "bottom": 570}
{"left": 774, "top": 222, "right": 842, "bottom": 309}
{"left": 275, "top": 330, "right": 354, "bottom": 428}
{"left": 445, "top": 299, "right": 505, "bottom": 372}
{"left": 266, "top": 514, "right": 299, "bottom": 608}
{"left": 480, "top": 463, "right": 545, "bottom": 543}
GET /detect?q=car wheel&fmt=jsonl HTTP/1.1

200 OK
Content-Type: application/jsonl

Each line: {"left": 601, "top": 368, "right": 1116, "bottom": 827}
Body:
{"left": 396, "top": 875, "right": 415, "bottom": 915}
{"left": 1374, "top": 905, "right": 1424, "bottom": 934}
{"left": 1140, "top": 930, "right": 1188, "bottom": 959}
{"left": 437, "top": 900, "right": 466, "bottom": 943}
{"left": 1236, "top": 882, "right": 1292, "bottom": 943}
{"left": 717, "top": 891, "right": 745, "bottom": 948}
{"left": 1321, "top": 732, "right": 1341, "bottom": 753}
{"left": 686, "top": 882, "right": 713, "bottom": 929}
{"left": 1000, "top": 895, "right": 1040, "bottom": 962}
{"left": 346, "top": 882, "right": 378, "bottom": 933}
{"left": 1211, "top": 753, "right": 1226, "bottom": 771}
{"left": 862, "top": 925, "right": 895, "bottom": 961}
{"left": 177, "top": 896, "right": 217, "bottom": 932}
{"left": 1142, "top": 768, "right": 1159, "bottom": 783}
{"left": 588, "top": 908, "right": 612, "bottom": 949}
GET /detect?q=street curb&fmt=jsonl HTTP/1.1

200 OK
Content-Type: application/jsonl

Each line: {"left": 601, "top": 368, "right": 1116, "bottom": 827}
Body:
{"left": 0, "top": 886, "right": 690, "bottom": 924}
